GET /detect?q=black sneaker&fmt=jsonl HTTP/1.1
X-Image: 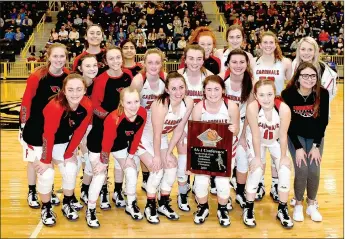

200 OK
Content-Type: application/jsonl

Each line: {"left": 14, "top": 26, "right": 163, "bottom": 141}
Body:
{"left": 243, "top": 204, "right": 256, "bottom": 227}
{"left": 277, "top": 205, "right": 294, "bottom": 229}
{"left": 125, "top": 200, "right": 143, "bottom": 220}
{"left": 99, "top": 187, "right": 111, "bottom": 210}
{"left": 27, "top": 190, "right": 40, "bottom": 209}
{"left": 270, "top": 184, "right": 279, "bottom": 203}
{"left": 86, "top": 207, "right": 100, "bottom": 228}
{"left": 41, "top": 204, "right": 57, "bottom": 227}
{"left": 255, "top": 182, "right": 265, "bottom": 201}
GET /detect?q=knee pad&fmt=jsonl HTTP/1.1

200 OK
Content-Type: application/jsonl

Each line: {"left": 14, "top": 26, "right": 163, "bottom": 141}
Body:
{"left": 245, "top": 167, "right": 263, "bottom": 194}
{"left": 177, "top": 154, "right": 187, "bottom": 183}
{"left": 160, "top": 167, "right": 177, "bottom": 192}
{"left": 215, "top": 176, "right": 230, "bottom": 199}
{"left": 114, "top": 158, "right": 121, "bottom": 170}
{"left": 278, "top": 165, "right": 291, "bottom": 193}
{"left": 88, "top": 172, "right": 106, "bottom": 202}
{"left": 37, "top": 168, "right": 55, "bottom": 194}
{"left": 124, "top": 167, "right": 137, "bottom": 195}
{"left": 84, "top": 153, "right": 93, "bottom": 176}
{"left": 146, "top": 169, "right": 163, "bottom": 194}
{"left": 194, "top": 175, "right": 209, "bottom": 198}
{"left": 236, "top": 145, "right": 248, "bottom": 173}
{"left": 134, "top": 155, "right": 140, "bottom": 172}
{"left": 62, "top": 162, "right": 78, "bottom": 190}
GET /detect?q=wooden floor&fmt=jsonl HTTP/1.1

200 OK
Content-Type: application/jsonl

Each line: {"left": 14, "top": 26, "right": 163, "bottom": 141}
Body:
{"left": 1, "top": 80, "right": 343, "bottom": 238}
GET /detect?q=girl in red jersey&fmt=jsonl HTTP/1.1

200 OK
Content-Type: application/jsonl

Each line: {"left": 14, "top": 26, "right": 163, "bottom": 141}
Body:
{"left": 176, "top": 44, "right": 212, "bottom": 212}
{"left": 19, "top": 43, "right": 69, "bottom": 210}
{"left": 243, "top": 79, "right": 293, "bottom": 229}
{"left": 149, "top": 72, "right": 194, "bottom": 222}
{"left": 87, "top": 45, "right": 133, "bottom": 210}
{"left": 130, "top": 48, "right": 168, "bottom": 224}
{"left": 23, "top": 74, "right": 93, "bottom": 226}
{"left": 72, "top": 24, "right": 107, "bottom": 76}
{"left": 179, "top": 26, "right": 221, "bottom": 75}
{"left": 85, "top": 87, "right": 147, "bottom": 228}
{"left": 75, "top": 54, "right": 98, "bottom": 205}
{"left": 192, "top": 75, "right": 239, "bottom": 226}
{"left": 120, "top": 39, "right": 143, "bottom": 77}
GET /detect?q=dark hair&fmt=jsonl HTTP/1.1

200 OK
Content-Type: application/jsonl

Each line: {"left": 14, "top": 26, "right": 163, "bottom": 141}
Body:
{"left": 225, "top": 49, "right": 253, "bottom": 103}
{"left": 84, "top": 24, "right": 103, "bottom": 49}
{"left": 76, "top": 53, "right": 97, "bottom": 73}
{"left": 120, "top": 39, "right": 136, "bottom": 49}
{"left": 157, "top": 72, "right": 187, "bottom": 104}
{"left": 203, "top": 75, "right": 226, "bottom": 97}
{"left": 285, "top": 62, "right": 321, "bottom": 118}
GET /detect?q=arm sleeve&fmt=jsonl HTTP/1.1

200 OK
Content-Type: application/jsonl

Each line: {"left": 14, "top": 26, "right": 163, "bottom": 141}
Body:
{"left": 91, "top": 74, "right": 109, "bottom": 119}
{"left": 41, "top": 101, "right": 64, "bottom": 164}
{"left": 314, "top": 90, "right": 329, "bottom": 144}
{"left": 64, "top": 98, "right": 93, "bottom": 159}
{"left": 100, "top": 111, "right": 119, "bottom": 164}
{"left": 20, "top": 73, "right": 40, "bottom": 124}
{"left": 128, "top": 108, "right": 147, "bottom": 155}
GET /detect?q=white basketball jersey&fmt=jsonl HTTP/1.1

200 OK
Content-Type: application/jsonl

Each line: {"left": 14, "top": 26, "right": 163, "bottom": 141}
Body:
{"left": 201, "top": 99, "right": 230, "bottom": 123}
{"left": 162, "top": 100, "right": 187, "bottom": 135}
{"left": 247, "top": 100, "right": 281, "bottom": 146}
{"left": 140, "top": 75, "right": 165, "bottom": 114}
{"left": 183, "top": 70, "right": 206, "bottom": 105}
{"left": 253, "top": 57, "right": 286, "bottom": 95}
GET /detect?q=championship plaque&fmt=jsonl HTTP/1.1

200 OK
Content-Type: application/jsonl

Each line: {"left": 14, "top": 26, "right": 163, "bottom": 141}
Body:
{"left": 187, "top": 120, "right": 233, "bottom": 177}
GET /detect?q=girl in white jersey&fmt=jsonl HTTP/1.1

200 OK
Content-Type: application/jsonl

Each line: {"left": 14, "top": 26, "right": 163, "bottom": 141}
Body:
{"left": 176, "top": 44, "right": 212, "bottom": 212}
{"left": 192, "top": 75, "right": 239, "bottom": 227}
{"left": 215, "top": 24, "right": 255, "bottom": 73}
{"left": 252, "top": 31, "right": 292, "bottom": 202}
{"left": 149, "top": 72, "right": 194, "bottom": 223}
{"left": 243, "top": 79, "right": 293, "bottom": 229}
{"left": 218, "top": 49, "right": 254, "bottom": 209}
{"left": 130, "top": 48, "right": 168, "bottom": 224}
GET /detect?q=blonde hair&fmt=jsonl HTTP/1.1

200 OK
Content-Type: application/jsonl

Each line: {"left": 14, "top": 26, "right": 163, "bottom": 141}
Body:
{"left": 118, "top": 87, "right": 140, "bottom": 115}
{"left": 259, "top": 31, "right": 283, "bottom": 62}
{"left": 294, "top": 37, "right": 321, "bottom": 76}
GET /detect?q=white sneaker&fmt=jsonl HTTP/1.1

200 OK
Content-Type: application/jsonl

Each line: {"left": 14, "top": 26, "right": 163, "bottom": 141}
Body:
{"left": 193, "top": 205, "right": 209, "bottom": 224}
{"left": 112, "top": 191, "right": 125, "bottom": 208}
{"left": 158, "top": 199, "right": 179, "bottom": 220}
{"left": 80, "top": 190, "right": 88, "bottom": 205}
{"left": 270, "top": 184, "right": 279, "bottom": 203}
{"left": 255, "top": 182, "right": 265, "bottom": 201}
{"left": 61, "top": 202, "right": 79, "bottom": 221}
{"left": 41, "top": 205, "right": 57, "bottom": 227}
{"left": 291, "top": 197, "right": 319, "bottom": 209}
{"left": 276, "top": 206, "right": 294, "bottom": 229}
{"left": 243, "top": 207, "right": 256, "bottom": 227}
{"left": 85, "top": 207, "right": 100, "bottom": 228}
{"left": 293, "top": 205, "right": 304, "bottom": 222}
{"left": 235, "top": 194, "right": 246, "bottom": 209}
{"left": 144, "top": 203, "right": 160, "bottom": 224}
{"left": 217, "top": 208, "right": 231, "bottom": 227}
{"left": 227, "top": 197, "right": 233, "bottom": 211}
{"left": 210, "top": 187, "right": 217, "bottom": 195}
{"left": 125, "top": 200, "right": 143, "bottom": 220}
{"left": 71, "top": 196, "right": 84, "bottom": 211}
{"left": 306, "top": 204, "right": 322, "bottom": 222}
{"left": 177, "top": 193, "right": 190, "bottom": 212}
{"left": 230, "top": 176, "right": 237, "bottom": 191}
{"left": 27, "top": 191, "right": 40, "bottom": 209}
{"left": 99, "top": 188, "right": 111, "bottom": 210}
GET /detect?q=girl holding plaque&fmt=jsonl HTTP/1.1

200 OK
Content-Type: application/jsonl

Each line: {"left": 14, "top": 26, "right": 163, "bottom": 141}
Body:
{"left": 191, "top": 75, "right": 239, "bottom": 227}
{"left": 243, "top": 79, "right": 293, "bottom": 229}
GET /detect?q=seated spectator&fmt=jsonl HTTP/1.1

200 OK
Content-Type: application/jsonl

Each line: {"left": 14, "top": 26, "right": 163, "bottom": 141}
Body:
{"left": 74, "top": 14, "right": 83, "bottom": 26}
{"left": 47, "top": 36, "right": 54, "bottom": 44}
{"left": 138, "top": 15, "right": 148, "bottom": 28}
{"left": 337, "top": 38, "right": 344, "bottom": 54}
{"left": 58, "top": 26, "right": 68, "bottom": 42}
{"left": 103, "top": 3, "right": 113, "bottom": 15}
{"left": 156, "top": 37, "right": 166, "bottom": 51}
{"left": 15, "top": 14, "right": 22, "bottom": 26}
{"left": 119, "top": 15, "right": 128, "bottom": 29}
{"left": 71, "top": 40, "right": 83, "bottom": 55}
{"left": 9, "top": 8, "right": 17, "bottom": 20}
{"left": 325, "top": 38, "right": 338, "bottom": 54}
{"left": 51, "top": 28, "right": 59, "bottom": 41}
{"left": 69, "top": 27, "right": 79, "bottom": 41}
{"left": 14, "top": 27, "right": 24, "bottom": 42}
{"left": 83, "top": 15, "right": 93, "bottom": 27}
{"left": 70, "top": 52, "right": 77, "bottom": 62}
{"left": 325, "top": 56, "right": 337, "bottom": 72}
{"left": 4, "top": 28, "right": 15, "bottom": 41}
{"left": 127, "top": 21, "right": 137, "bottom": 34}
{"left": 319, "top": 29, "right": 330, "bottom": 45}
{"left": 166, "top": 36, "right": 176, "bottom": 50}
{"left": 290, "top": 38, "right": 299, "bottom": 52}
{"left": 137, "top": 41, "right": 147, "bottom": 54}
{"left": 184, "top": 22, "right": 192, "bottom": 39}
{"left": 295, "top": 25, "right": 306, "bottom": 38}
{"left": 136, "top": 36, "right": 146, "bottom": 48}
{"left": 106, "top": 35, "right": 115, "bottom": 45}
{"left": 177, "top": 36, "right": 187, "bottom": 49}
{"left": 137, "top": 28, "right": 146, "bottom": 40}
{"left": 22, "top": 15, "right": 33, "bottom": 35}
{"left": 157, "top": 28, "right": 166, "bottom": 40}
{"left": 87, "top": 5, "right": 95, "bottom": 16}
{"left": 147, "top": 29, "right": 157, "bottom": 43}
{"left": 117, "top": 27, "right": 127, "bottom": 42}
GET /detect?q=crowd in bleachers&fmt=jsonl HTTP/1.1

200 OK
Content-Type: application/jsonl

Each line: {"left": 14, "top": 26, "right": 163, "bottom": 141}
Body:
{"left": 0, "top": 1, "right": 49, "bottom": 61}
{"left": 217, "top": 1, "right": 344, "bottom": 59}
{"left": 45, "top": 1, "right": 212, "bottom": 61}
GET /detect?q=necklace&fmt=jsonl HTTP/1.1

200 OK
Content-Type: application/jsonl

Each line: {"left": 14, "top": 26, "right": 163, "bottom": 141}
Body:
{"left": 297, "top": 89, "right": 311, "bottom": 102}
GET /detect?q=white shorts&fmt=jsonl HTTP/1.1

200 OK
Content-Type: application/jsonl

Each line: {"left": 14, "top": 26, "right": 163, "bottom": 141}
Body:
{"left": 23, "top": 142, "right": 69, "bottom": 163}
{"left": 137, "top": 133, "right": 169, "bottom": 156}
{"left": 112, "top": 148, "right": 128, "bottom": 159}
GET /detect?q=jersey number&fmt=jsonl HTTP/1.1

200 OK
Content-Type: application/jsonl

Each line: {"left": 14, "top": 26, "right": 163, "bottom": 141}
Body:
{"left": 259, "top": 76, "right": 275, "bottom": 81}
{"left": 263, "top": 129, "right": 273, "bottom": 140}
{"left": 145, "top": 100, "right": 154, "bottom": 109}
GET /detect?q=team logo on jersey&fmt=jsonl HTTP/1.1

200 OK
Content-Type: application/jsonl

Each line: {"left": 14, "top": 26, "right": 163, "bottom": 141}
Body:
{"left": 293, "top": 105, "right": 314, "bottom": 117}
{"left": 125, "top": 130, "right": 134, "bottom": 136}
{"left": 50, "top": 86, "right": 60, "bottom": 93}
{"left": 69, "top": 119, "right": 75, "bottom": 127}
